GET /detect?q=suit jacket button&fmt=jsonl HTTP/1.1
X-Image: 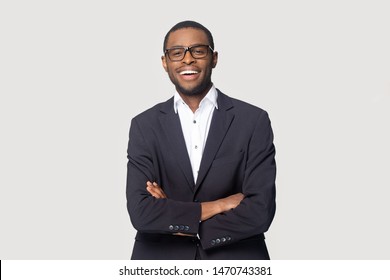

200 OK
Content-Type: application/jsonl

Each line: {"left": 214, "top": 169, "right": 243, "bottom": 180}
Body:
{"left": 184, "top": 226, "right": 190, "bottom": 231}
{"left": 169, "top": 225, "right": 174, "bottom": 230}
{"left": 216, "top": 238, "right": 221, "bottom": 244}
{"left": 179, "top": 225, "right": 184, "bottom": 231}
{"left": 221, "top": 237, "right": 226, "bottom": 242}
{"left": 227, "top": 236, "right": 232, "bottom": 241}
{"left": 174, "top": 225, "right": 179, "bottom": 231}
{"left": 211, "top": 240, "right": 216, "bottom": 245}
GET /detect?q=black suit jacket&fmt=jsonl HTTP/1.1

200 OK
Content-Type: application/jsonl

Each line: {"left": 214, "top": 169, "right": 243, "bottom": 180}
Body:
{"left": 126, "top": 90, "right": 276, "bottom": 259}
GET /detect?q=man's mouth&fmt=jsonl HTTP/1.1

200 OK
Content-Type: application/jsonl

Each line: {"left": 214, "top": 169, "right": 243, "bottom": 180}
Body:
{"left": 179, "top": 70, "right": 200, "bottom": 76}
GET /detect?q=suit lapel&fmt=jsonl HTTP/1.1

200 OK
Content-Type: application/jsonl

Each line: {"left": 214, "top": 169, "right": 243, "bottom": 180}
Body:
{"left": 158, "top": 98, "right": 195, "bottom": 190}
{"left": 195, "top": 91, "right": 235, "bottom": 190}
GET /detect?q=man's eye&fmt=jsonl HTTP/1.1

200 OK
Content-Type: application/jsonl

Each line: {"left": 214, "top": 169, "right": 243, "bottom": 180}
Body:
{"left": 192, "top": 48, "right": 206, "bottom": 56}
{"left": 171, "top": 50, "right": 183, "bottom": 56}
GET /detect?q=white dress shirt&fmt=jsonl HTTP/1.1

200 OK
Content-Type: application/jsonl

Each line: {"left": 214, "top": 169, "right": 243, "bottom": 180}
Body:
{"left": 174, "top": 85, "right": 218, "bottom": 183}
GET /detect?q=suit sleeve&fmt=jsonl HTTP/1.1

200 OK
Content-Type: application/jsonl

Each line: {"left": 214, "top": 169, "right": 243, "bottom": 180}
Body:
{"left": 126, "top": 118, "right": 201, "bottom": 235}
{"left": 199, "top": 111, "right": 276, "bottom": 250}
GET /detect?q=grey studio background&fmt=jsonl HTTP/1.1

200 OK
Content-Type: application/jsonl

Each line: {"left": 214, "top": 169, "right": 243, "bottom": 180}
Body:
{"left": 1, "top": 0, "right": 389, "bottom": 259}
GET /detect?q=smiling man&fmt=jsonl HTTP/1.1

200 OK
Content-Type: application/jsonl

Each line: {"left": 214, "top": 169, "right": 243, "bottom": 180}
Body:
{"left": 126, "top": 21, "right": 276, "bottom": 260}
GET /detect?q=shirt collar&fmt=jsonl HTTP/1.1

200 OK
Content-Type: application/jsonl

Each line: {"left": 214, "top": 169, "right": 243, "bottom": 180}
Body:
{"left": 173, "top": 84, "right": 218, "bottom": 113}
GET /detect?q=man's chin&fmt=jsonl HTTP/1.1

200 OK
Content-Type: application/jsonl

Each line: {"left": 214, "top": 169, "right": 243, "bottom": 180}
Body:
{"left": 179, "top": 90, "right": 203, "bottom": 97}
{"left": 176, "top": 84, "right": 211, "bottom": 97}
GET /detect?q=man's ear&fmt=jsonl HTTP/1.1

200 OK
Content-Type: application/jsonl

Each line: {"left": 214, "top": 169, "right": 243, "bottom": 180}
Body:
{"left": 162, "top": 55, "right": 168, "bottom": 72}
{"left": 212, "top": 51, "right": 218, "bottom": 68}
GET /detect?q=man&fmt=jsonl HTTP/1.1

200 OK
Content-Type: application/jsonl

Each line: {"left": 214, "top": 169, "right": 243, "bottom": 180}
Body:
{"left": 126, "top": 20, "right": 276, "bottom": 260}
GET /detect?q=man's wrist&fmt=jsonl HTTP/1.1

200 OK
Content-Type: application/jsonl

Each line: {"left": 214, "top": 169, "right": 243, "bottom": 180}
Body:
{"left": 216, "top": 198, "right": 225, "bottom": 213}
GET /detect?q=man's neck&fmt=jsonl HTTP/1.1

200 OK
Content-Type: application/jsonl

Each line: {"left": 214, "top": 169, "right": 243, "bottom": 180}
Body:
{"left": 177, "top": 84, "right": 213, "bottom": 113}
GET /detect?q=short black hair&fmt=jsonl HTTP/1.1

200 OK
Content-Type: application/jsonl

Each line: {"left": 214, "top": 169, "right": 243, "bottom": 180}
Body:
{"left": 163, "top": 20, "right": 214, "bottom": 52}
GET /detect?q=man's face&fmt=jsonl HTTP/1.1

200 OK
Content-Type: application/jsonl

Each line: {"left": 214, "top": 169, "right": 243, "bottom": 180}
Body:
{"left": 162, "top": 28, "right": 218, "bottom": 97}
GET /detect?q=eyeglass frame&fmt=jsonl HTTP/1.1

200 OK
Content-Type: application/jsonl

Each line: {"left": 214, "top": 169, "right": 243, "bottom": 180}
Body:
{"left": 164, "top": 44, "right": 214, "bottom": 62}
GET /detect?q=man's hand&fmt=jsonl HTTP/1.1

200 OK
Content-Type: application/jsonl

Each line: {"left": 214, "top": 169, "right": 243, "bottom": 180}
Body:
{"left": 145, "top": 181, "right": 245, "bottom": 222}
{"left": 201, "top": 193, "right": 244, "bottom": 221}
{"left": 146, "top": 181, "right": 167, "bottom": 199}
{"left": 219, "top": 193, "right": 245, "bottom": 211}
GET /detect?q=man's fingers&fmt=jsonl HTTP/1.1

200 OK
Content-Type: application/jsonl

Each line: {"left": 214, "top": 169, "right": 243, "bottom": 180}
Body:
{"left": 146, "top": 181, "right": 167, "bottom": 199}
{"left": 146, "top": 181, "right": 162, "bottom": 198}
{"left": 146, "top": 185, "right": 162, "bottom": 198}
{"left": 221, "top": 192, "right": 245, "bottom": 211}
{"left": 151, "top": 182, "right": 167, "bottom": 198}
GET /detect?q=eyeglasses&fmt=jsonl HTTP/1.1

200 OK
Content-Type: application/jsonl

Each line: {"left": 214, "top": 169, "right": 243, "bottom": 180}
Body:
{"left": 164, "top": 44, "right": 214, "bottom": 61}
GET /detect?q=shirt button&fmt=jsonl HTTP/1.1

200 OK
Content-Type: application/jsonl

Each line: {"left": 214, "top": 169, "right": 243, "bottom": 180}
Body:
{"left": 193, "top": 120, "right": 196, "bottom": 124}
{"left": 194, "top": 145, "right": 198, "bottom": 149}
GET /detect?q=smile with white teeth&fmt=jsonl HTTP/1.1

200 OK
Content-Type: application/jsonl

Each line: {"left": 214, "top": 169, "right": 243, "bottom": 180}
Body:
{"left": 180, "top": 70, "right": 199, "bottom": 75}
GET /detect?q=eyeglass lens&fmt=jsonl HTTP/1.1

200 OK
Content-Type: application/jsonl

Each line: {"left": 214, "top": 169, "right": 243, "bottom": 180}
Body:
{"left": 167, "top": 45, "right": 210, "bottom": 61}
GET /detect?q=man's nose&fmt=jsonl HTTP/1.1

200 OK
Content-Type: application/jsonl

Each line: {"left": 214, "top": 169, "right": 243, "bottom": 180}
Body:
{"left": 182, "top": 50, "right": 195, "bottom": 64}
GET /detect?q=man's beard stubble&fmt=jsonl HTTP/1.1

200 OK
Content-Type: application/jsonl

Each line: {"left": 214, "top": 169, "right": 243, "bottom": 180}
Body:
{"left": 175, "top": 78, "right": 213, "bottom": 97}
{"left": 169, "top": 66, "right": 213, "bottom": 97}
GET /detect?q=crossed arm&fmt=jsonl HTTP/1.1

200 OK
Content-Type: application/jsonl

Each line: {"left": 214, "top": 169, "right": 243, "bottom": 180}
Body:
{"left": 146, "top": 181, "right": 244, "bottom": 222}
{"left": 128, "top": 110, "right": 276, "bottom": 248}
